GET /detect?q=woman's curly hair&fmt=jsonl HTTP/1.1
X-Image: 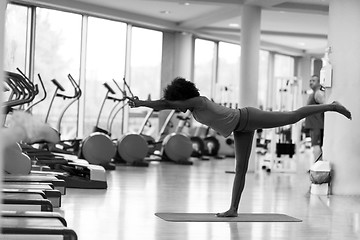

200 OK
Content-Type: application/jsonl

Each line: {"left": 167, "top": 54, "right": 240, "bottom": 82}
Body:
{"left": 163, "top": 77, "right": 200, "bottom": 101}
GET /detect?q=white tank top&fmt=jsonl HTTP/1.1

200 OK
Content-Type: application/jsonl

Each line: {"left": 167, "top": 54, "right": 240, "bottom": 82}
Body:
{"left": 192, "top": 97, "right": 240, "bottom": 137}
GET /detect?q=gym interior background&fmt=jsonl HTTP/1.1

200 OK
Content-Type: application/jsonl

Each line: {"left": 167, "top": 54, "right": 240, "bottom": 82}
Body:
{"left": 0, "top": 0, "right": 360, "bottom": 239}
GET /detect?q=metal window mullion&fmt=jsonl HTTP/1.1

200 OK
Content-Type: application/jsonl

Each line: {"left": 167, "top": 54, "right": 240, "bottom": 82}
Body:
{"left": 24, "top": 6, "right": 36, "bottom": 97}
{"left": 77, "top": 15, "right": 88, "bottom": 138}
{"left": 29, "top": 7, "right": 36, "bottom": 79}
{"left": 122, "top": 23, "right": 132, "bottom": 134}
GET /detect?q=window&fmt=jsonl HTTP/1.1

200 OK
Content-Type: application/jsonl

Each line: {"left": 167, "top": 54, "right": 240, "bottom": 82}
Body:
{"left": 274, "top": 54, "right": 295, "bottom": 111}
{"left": 129, "top": 27, "right": 162, "bottom": 100}
{"left": 84, "top": 17, "right": 127, "bottom": 138}
{"left": 4, "top": 4, "right": 28, "bottom": 72}
{"left": 194, "top": 39, "right": 215, "bottom": 98}
{"left": 3, "top": 4, "right": 29, "bottom": 115}
{"left": 33, "top": 8, "right": 82, "bottom": 139}
{"left": 274, "top": 54, "right": 294, "bottom": 78}
{"left": 127, "top": 27, "right": 162, "bottom": 136}
{"left": 217, "top": 42, "right": 241, "bottom": 106}
{"left": 258, "top": 50, "right": 269, "bottom": 109}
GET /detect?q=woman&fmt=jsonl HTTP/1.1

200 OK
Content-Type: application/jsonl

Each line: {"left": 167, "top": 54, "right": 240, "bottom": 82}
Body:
{"left": 127, "top": 77, "right": 351, "bottom": 217}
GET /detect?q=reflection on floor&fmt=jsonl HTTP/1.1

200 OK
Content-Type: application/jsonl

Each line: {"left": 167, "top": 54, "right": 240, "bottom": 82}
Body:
{"left": 57, "top": 152, "right": 360, "bottom": 240}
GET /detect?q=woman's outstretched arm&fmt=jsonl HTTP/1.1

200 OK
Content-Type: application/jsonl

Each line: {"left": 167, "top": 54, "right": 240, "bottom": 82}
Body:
{"left": 127, "top": 96, "right": 201, "bottom": 112}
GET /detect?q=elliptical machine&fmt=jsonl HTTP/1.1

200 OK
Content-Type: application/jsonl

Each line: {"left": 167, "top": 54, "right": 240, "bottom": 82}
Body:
{"left": 3, "top": 70, "right": 40, "bottom": 175}
{"left": 43, "top": 75, "right": 116, "bottom": 169}
{"left": 43, "top": 74, "right": 108, "bottom": 188}
{"left": 78, "top": 82, "right": 121, "bottom": 170}
{"left": 117, "top": 80, "right": 193, "bottom": 164}
{"left": 109, "top": 78, "right": 150, "bottom": 166}
{"left": 139, "top": 108, "right": 194, "bottom": 164}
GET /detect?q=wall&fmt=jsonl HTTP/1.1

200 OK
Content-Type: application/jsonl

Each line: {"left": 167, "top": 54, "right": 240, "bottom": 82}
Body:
{"left": 323, "top": 0, "right": 360, "bottom": 195}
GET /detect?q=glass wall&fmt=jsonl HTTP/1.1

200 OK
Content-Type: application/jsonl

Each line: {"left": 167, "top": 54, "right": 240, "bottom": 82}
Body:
{"left": 129, "top": 27, "right": 162, "bottom": 100}
{"left": 3, "top": 4, "right": 29, "bottom": 114}
{"left": 3, "top": 4, "right": 164, "bottom": 140}
{"left": 4, "top": 3, "right": 296, "bottom": 143}
{"left": 274, "top": 54, "right": 294, "bottom": 78}
{"left": 258, "top": 50, "right": 269, "bottom": 109}
{"left": 217, "top": 42, "right": 241, "bottom": 107}
{"left": 193, "top": 38, "right": 275, "bottom": 110}
{"left": 33, "top": 8, "right": 82, "bottom": 139}
{"left": 84, "top": 17, "right": 127, "bottom": 138}
{"left": 3, "top": 4, "right": 28, "bottom": 72}
{"left": 127, "top": 27, "right": 163, "bottom": 136}
{"left": 274, "top": 54, "right": 295, "bottom": 111}
{"left": 193, "top": 39, "right": 215, "bottom": 98}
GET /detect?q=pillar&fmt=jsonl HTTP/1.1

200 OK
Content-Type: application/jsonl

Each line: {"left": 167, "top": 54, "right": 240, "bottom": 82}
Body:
{"left": 173, "top": 32, "right": 194, "bottom": 81}
{"left": 239, "top": 4, "right": 261, "bottom": 107}
{"left": 160, "top": 31, "right": 194, "bottom": 95}
{"left": 239, "top": 4, "right": 261, "bottom": 172}
{"left": 323, "top": 0, "right": 360, "bottom": 195}
{"left": 160, "top": 32, "right": 194, "bottom": 133}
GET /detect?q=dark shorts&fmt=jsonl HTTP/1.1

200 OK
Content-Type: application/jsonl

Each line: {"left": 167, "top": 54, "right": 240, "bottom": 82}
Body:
{"left": 310, "top": 128, "right": 324, "bottom": 147}
{"left": 234, "top": 107, "right": 249, "bottom": 132}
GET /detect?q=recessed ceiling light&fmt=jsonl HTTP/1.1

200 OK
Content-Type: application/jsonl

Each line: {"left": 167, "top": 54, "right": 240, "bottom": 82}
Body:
{"left": 298, "top": 42, "right": 306, "bottom": 46}
{"left": 229, "top": 23, "right": 239, "bottom": 27}
{"left": 160, "top": 10, "right": 171, "bottom": 14}
{"left": 181, "top": 2, "right": 190, "bottom": 6}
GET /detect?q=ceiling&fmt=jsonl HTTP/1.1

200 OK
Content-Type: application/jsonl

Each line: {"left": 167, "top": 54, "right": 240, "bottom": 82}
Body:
{"left": 31, "top": 0, "right": 331, "bottom": 56}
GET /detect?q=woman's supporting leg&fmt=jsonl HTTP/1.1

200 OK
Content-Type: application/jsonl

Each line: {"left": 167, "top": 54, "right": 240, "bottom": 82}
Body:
{"left": 216, "top": 130, "right": 254, "bottom": 217}
{"left": 244, "top": 101, "right": 351, "bottom": 131}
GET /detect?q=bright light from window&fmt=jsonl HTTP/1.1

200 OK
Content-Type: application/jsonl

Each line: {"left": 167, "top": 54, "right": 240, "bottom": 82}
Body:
{"left": 194, "top": 39, "right": 215, "bottom": 98}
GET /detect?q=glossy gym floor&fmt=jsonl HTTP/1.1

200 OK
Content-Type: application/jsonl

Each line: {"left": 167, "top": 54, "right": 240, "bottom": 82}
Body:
{"left": 57, "top": 149, "right": 360, "bottom": 240}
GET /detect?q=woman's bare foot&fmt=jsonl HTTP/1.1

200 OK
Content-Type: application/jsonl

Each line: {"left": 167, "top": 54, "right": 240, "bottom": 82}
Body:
{"left": 8, "top": 111, "right": 60, "bottom": 144}
{"left": 332, "top": 101, "right": 352, "bottom": 120}
{"left": 216, "top": 209, "right": 238, "bottom": 217}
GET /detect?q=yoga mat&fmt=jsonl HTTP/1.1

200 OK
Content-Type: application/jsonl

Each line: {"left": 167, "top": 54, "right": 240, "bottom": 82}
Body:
{"left": 155, "top": 213, "right": 302, "bottom": 222}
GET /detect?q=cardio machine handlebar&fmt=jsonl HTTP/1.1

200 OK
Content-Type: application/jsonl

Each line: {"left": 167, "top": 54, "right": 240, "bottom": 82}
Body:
{"left": 112, "top": 79, "right": 126, "bottom": 97}
{"left": 103, "top": 82, "right": 116, "bottom": 95}
{"left": 25, "top": 73, "right": 47, "bottom": 112}
{"left": 51, "top": 79, "right": 65, "bottom": 92}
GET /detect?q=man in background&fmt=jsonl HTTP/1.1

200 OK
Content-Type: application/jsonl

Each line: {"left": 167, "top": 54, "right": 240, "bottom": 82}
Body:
{"left": 305, "top": 74, "right": 326, "bottom": 163}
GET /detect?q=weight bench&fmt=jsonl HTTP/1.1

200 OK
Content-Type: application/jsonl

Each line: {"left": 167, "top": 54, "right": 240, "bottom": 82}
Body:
{"left": 4, "top": 175, "right": 66, "bottom": 195}
{"left": 3, "top": 188, "right": 61, "bottom": 208}
{"left": 2, "top": 192, "right": 53, "bottom": 212}
{"left": 1, "top": 211, "right": 77, "bottom": 240}
{"left": 3, "top": 182, "right": 61, "bottom": 207}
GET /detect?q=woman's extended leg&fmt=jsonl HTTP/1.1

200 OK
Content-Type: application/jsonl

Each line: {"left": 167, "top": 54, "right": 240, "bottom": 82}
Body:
{"left": 216, "top": 130, "right": 255, "bottom": 217}
{"left": 244, "top": 101, "right": 351, "bottom": 131}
